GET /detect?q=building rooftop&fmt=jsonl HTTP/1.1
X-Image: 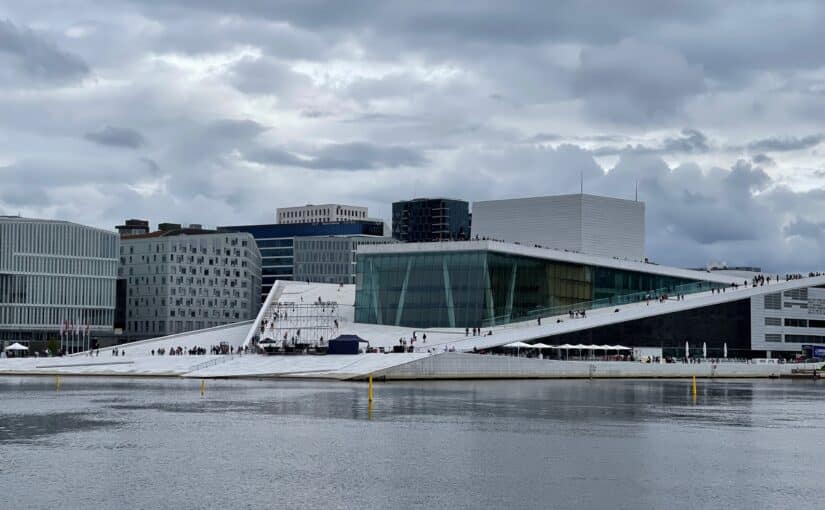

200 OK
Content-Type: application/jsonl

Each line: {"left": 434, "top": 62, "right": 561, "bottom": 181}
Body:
{"left": 357, "top": 239, "right": 743, "bottom": 285}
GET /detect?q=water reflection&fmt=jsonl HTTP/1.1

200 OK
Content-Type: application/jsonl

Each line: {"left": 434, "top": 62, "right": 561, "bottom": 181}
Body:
{"left": 0, "top": 377, "right": 824, "bottom": 510}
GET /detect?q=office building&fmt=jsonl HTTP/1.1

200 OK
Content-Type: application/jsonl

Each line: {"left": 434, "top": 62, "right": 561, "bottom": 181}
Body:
{"left": 0, "top": 216, "right": 118, "bottom": 351}
{"left": 293, "top": 235, "right": 397, "bottom": 284}
{"left": 277, "top": 204, "right": 369, "bottom": 225}
{"left": 392, "top": 198, "right": 470, "bottom": 242}
{"left": 219, "top": 220, "right": 385, "bottom": 300}
{"left": 471, "top": 194, "right": 645, "bottom": 260}
{"left": 118, "top": 223, "right": 261, "bottom": 339}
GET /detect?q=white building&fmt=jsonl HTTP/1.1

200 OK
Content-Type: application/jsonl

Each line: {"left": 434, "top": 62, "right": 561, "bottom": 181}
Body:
{"left": 119, "top": 227, "right": 262, "bottom": 338}
{"left": 277, "top": 204, "right": 369, "bottom": 225}
{"left": 471, "top": 194, "right": 645, "bottom": 261}
{"left": 293, "top": 235, "right": 397, "bottom": 284}
{"left": 0, "top": 216, "right": 119, "bottom": 351}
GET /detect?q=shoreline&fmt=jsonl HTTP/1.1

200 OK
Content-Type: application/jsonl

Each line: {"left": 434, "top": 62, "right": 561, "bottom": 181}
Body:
{"left": 0, "top": 352, "right": 817, "bottom": 381}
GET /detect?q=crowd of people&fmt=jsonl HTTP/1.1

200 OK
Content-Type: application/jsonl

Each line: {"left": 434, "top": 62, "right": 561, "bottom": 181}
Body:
{"left": 149, "top": 344, "right": 247, "bottom": 356}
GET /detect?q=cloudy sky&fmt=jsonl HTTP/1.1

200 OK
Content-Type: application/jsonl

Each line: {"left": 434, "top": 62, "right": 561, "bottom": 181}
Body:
{"left": 2, "top": 1, "right": 825, "bottom": 272}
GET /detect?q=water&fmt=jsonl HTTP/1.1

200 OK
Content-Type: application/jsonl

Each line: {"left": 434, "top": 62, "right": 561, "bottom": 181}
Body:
{"left": 0, "top": 377, "right": 823, "bottom": 510}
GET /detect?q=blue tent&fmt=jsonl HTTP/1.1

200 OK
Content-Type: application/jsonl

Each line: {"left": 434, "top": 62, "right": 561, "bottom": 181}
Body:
{"left": 328, "top": 335, "right": 369, "bottom": 355}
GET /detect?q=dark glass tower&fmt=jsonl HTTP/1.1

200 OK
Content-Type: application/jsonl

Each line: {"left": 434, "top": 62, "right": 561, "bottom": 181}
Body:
{"left": 392, "top": 198, "right": 470, "bottom": 242}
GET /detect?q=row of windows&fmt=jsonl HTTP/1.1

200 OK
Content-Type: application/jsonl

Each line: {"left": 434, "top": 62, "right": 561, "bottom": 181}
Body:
{"left": 11, "top": 254, "right": 117, "bottom": 278}
{"left": 128, "top": 319, "right": 236, "bottom": 335}
{"left": 0, "top": 221, "right": 118, "bottom": 264}
{"left": 766, "top": 318, "right": 825, "bottom": 328}
{"left": 765, "top": 333, "right": 825, "bottom": 344}
{"left": 0, "top": 305, "right": 113, "bottom": 328}
{"left": 0, "top": 274, "right": 115, "bottom": 307}
{"left": 280, "top": 207, "right": 366, "bottom": 220}
{"left": 295, "top": 263, "right": 353, "bottom": 277}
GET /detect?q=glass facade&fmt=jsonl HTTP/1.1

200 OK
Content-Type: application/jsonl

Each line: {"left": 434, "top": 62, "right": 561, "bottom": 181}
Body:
{"left": 355, "top": 249, "right": 723, "bottom": 328}
{"left": 392, "top": 198, "right": 470, "bottom": 242}
{"left": 545, "top": 299, "right": 753, "bottom": 358}
{"left": 220, "top": 220, "right": 385, "bottom": 301}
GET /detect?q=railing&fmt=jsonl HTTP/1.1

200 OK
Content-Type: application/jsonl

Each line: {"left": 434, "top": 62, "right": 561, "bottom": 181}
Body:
{"left": 187, "top": 355, "right": 235, "bottom": 373}
{"left": 479, "top": 279, "right": 728, "bottom": 328}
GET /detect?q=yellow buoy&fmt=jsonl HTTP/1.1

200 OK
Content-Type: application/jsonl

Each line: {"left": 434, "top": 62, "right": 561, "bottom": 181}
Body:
{"left": 692, "top": 375, "right": 697, "bottom": 397}
{"left": 55, "top": 375, "right": 61, "bottom": 391}
{"left": 368, "top": 374, "right": 373, "bottom": 403}
{"left": 200, "top": 379, "right": 205, "bottom": 397}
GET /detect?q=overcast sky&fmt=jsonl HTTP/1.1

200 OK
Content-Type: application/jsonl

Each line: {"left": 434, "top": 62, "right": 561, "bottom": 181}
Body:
{"left": 2, "top": 1, "right": 825, "bottom": 271}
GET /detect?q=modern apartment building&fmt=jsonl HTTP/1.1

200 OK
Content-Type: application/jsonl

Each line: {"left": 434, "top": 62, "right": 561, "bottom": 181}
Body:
{"left": 471, "top": 194, "right": 646, "bottom": 261}
{"left": 0, "top": 216, "right": 118, "bottom": 351}
{"left": 293, "top": 235, "right": 397, "bottom": 284}
{"left": 391, "top": 198, "right": 470, "bottom": 243}
{"left": 277, "top": 204, "right": 368, "bottom": 225}
{"left": 118, "top": 223, "right": 261, "bottom": 339}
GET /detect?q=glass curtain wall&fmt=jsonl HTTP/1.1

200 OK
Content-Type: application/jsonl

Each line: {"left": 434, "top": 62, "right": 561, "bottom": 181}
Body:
{"left": 355, "top": 250, "right": 719, "bottom": 329}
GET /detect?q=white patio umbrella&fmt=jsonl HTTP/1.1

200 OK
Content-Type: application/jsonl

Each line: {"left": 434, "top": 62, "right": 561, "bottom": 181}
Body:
{"left": 504, "top": 341, "right": 534, "bottom": 356}
{"left": 685, "top": 341, "right": 689, "bottom": 359}
{"left": 723, "top": 342, "right": 728, "bottom": 359}
{"left": 4, "top": 342, "right": 28, "bottom": 351}
{"left": 532, "top": 343, "right": 551, "bottom": 359}
{"left": 702, "top": 342, "right": 707, "bottom": 358}
{"left": 557, "top": 344, "right": 574, "bottom": 360}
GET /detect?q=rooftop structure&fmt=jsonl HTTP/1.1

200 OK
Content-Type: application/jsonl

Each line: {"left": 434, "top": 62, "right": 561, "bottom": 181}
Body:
{"left": 471, "top": 194, "right": 645, "bottom": 261}
{"left": 392, "top": 198, "right": 470, "bottom": 243}
{"left": 277, "top": 204, "right": 368, "bottom": 225}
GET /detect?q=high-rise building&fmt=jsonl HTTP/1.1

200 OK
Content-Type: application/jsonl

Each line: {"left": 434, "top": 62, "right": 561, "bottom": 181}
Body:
{"left": 219, "top": 221, "right": 386, "bottom": 301}
{"left": 118, "top": 223, "right": 261, "bottom": 339}
{"left": 471, "top": 194, "right": 645, "bottom": 261}
{"left": 392, "top": 198, "right": 470, "bottom": 243}
{"left": 0, "top": 216, "right": 119, "bottom": 352}
{"left": 277, "top": 204, "right": 369, "bottom": 225}
{"left": 293, "top": 235, "right": 397, "bottom": 284}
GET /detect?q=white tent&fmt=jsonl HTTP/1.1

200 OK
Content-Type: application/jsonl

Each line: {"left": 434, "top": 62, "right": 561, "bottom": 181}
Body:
{"left": 4, "top": 342, "right": 28, "bottom": 351}
{"left": 504, "top": 341, "right": 535, "bottom": 349}
{"left": 611, "top": 345, "right": 631, "bottom": 350}
{"left": 504, "top": 341, "right": 535, "bottom": 356}
{"left": 531, "top": 343, "right": 552, "bottom": 349}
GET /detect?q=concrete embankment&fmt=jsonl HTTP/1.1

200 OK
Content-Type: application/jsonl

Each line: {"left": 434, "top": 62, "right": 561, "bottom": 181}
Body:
{"left": 367, "top": 353, "right": 815, "bottom": 380}
{"left": 0, "top": 353, "right": 817, "bottom": 380}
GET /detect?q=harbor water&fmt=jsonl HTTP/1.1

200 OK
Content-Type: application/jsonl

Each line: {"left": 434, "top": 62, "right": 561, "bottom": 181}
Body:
{"left": 0, "top": 377, "right": 822, "bottom": 509}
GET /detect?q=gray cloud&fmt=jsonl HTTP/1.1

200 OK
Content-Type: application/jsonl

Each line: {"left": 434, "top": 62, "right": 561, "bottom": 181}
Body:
{"left": 0, "top": 19, "right": 89, "bottom": 85}
{"left": 244, "top": 142, "right": 427, "bottom": 170}
{"left": 662, "top": 128, "right": 710, "bottom": 154}
{"left": 84, "top": 126, "right": 146, "bottom": 149}
{"left": 746, "top": 134, "right": 825, "bottom": 153}
{"left": 589, "top": 128, "right": 711, "bottom": 157}
{"left": 3, "top": 1, "right": 825, "bottom": 272}
{"left": 751, "top": 153, "right": 775, "bottom": 167}
{"left": 574, "top": 39, "right": 705, "bottom": 123}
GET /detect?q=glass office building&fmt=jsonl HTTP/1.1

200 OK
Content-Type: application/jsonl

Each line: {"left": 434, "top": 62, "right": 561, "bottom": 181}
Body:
{"left": 220, "top": 221, "right": 385, "bottom": 301}
{"left": 355, "top": 248, "right": 724, "bottom": 328}
{"left": 392, "top": 198, "right": 470, "bottom": 242}
{"left": 0, "top": 216, "right": 119, "bottom": 350}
